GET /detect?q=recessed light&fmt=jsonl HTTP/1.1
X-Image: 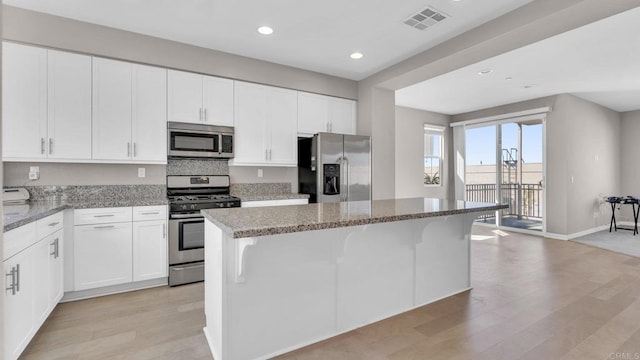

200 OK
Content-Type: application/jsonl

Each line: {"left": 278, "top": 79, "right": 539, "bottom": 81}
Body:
{"left": 505, "top": 77, "right": 513, "bottom": 81}
{"left": 478, "top": 69, "right": 493, "bottom": 75}
{"left": 350, "top": 52, "right": 364, "bottom": 60}
{"left": 524, "top": 84, "right": 536, "bottom": 89}
{"left": 257, "top": 26, "right": 273, "bottom": 35}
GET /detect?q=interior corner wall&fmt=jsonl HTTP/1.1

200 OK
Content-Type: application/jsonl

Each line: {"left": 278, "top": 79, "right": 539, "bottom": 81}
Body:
{"left": 554, "top": 94, "right": 621, "bottom": 235}
{"left": 358, "top": 85, "right": 395, "bottom": 200}
{"left": 620, "top": 109, "right": 640, "bottom": 218}
{"left": 395, "top": 106, "right": 451, "bottom": 199}
{"left": 0, "top": 3, "right": 5, "bottom": 355}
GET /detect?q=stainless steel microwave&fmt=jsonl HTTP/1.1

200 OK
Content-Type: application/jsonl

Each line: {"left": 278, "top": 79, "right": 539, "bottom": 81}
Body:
{"left": 167, "top": 122, "right": 234, "bottom": 159}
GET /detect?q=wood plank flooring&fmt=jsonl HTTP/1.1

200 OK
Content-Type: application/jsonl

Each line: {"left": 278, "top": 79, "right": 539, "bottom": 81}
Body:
{"left": 20, "top": 226, "right": 640, "bottom": 360}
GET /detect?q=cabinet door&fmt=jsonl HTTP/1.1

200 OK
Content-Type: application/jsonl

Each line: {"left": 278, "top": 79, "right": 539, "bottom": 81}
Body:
{"left": 168, "top": 70, "right": 203, "bottom": 124}
{"left": 329, "top": 98, "right": 356, "bottom": 135}
{"left": 267, "top": 87, "right": 298, "bottom": 166}
{"left": 2, "top": 42, "right": 47, "bottom": 160}
{"left": 298, "top": 92, "right": 329, "bottom": 135}
{"left": 92, "top": 57, "right": 133, "bottom": 160}
{"left": 233, "top": 82, "right": 268, "bottom": 165}
{"left": 33, "top": 237, "right": 53, "bottom": 327}
{"left": 4, "top": 249, "right": 35, "bottom": 360}
{"left": 47, "top": 49, "right": 92, "bottom": 159}
{"left": 203, "top": 75, "right": 234, "bottom": 126}
{"left": 133, "top": 219, "right": 167, "bottom": 281}
{"left": 74, "top": 222, "right": 133, "bottom": 290}
{"left": 46, "top": 229, "right": 64, "bottom": 305}
{"left": 132, "top": 64, "right": 167, "bottom": 162}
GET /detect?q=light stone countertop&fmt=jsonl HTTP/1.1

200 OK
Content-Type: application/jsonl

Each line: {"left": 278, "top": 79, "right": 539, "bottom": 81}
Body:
{"left": 202, "top": 197, "right": 508, "bottom": 238}
{"left": 3, "top": 198, "right": 168, "bottom": 232}
{"left": 237, "top": 193, "right": 310, "bottom": 202}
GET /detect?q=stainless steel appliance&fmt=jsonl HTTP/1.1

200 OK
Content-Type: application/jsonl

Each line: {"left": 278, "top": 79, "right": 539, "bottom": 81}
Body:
{"left": 298, "top": 133, "right": 371, "bottom": 203}
{"left": 168, "top": 121, "right": 234, "bottom": 159}
{"left": 167, "top": 175, "right": 240, "bottom": 286}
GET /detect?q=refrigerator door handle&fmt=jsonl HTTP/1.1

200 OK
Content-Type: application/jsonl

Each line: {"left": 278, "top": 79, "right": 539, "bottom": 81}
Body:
{"left": 344, "top": 157, "right": 350, "bottom": 201}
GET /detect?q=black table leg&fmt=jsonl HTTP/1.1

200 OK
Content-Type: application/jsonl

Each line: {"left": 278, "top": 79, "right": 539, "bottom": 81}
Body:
{"left": 634, "top": 203, "right": 639, "bottom": 235}
{"left": 609, "top": 201, "right": 617, "bottom": 232}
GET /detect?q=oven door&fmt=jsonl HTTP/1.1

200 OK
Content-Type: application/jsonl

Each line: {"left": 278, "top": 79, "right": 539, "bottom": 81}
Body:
{"left": 168, "top": 129, "right": 220, "bottom": 158}
{"left": 168, "top": 213, "right": 205, "bottom": 265}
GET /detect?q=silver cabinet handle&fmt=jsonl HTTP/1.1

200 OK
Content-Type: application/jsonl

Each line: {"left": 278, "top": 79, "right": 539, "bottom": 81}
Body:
{"left": 199, "top": 108, "right": 203, "bottom": 122}
{"left": 5, "top": 264, "right": 19, "bottom": 295}
{"left": 50, "top": 238, "right": 60, "bottom": 258}
{"left": 269, "top": 149, "right": 272, "bottom": 161}
{"left": 48, "top": 221, "right": 60, "bottom": 227}
{"left": 265, "top": 149, "right": 268, "bottom": 161}
{"left": 93, "top": 225, "right": 116, "bottom": 229}
{"left": 163, "top": 223, "right": 166, "bottom": 239}
{"left": 204, "top": 108, "right": 208, "bottom": 122}
{"left": 41, "top": 138, "right": 45, "bottom": 154}
{"left": 141, "top": 211, "right": 160, "bottom": 215}
{"left": 133, "top": 143, "right": 137, "bottom": 157}
{"left": 49, "top": 138, "right": 53, "bottom": 154}
{"left": 127, "top": 142, "right": 131, "bottom": 157}
{"left": 93, "top": 214, "right": 115, "bottom": 218}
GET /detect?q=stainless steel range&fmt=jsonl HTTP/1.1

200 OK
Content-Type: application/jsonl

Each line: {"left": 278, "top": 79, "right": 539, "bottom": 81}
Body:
{"left": 167, "top": 175, "right": 240, "bottom": 286}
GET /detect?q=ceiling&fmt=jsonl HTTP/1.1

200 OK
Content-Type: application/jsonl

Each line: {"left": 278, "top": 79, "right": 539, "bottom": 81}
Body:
{"left": 395, "top": 6, "right": 640, "bottom": 114}
{"left": 3, "top": 0, "right": 534, "bottom": 81}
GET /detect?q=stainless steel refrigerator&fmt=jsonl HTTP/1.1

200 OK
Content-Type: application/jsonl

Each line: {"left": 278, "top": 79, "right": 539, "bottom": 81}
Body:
{"left": 298, "top": 133, "right": 371, "bottom": 203}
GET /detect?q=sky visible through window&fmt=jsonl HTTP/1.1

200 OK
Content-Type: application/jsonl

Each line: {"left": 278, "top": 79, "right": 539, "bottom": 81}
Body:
{"left": 466, "top": 123, "right": 542, "bottom": 165}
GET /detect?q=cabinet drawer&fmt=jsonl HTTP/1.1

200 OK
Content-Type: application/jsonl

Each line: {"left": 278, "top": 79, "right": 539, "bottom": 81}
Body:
{"left": 36, "top": 211, "right": 64, "bottom": 239}
{"left": 132, "top": 205, "right": 167, "bottom": 221}
{"left": 74, "top": 207, "right": 132, "bottom": 225}
{"left": 3, "top": 222, "right": 37, "bottom": 261}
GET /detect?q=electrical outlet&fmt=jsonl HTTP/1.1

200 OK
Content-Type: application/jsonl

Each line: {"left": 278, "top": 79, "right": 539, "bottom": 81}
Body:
{"left": 28, "top": 166, "right": 40, "bottom": 180}
{"left": 138, "top": 168, "right": 146, "bottom": 178}
{"left": 258, "top": 169, "right": 263, "bottom": 178}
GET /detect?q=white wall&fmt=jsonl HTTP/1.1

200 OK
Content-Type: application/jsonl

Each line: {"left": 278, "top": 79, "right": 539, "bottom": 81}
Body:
{"left": 395, "top": 106, "right": 451, "bottom": 199}
{"left": 620, "top": 110, "right": 640, "bottom": 221}
{"left": 0, "top": 3, "right": 5, "bottom": 354}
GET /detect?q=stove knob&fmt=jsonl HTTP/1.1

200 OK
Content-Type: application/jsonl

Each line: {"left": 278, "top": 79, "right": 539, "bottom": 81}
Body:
{"left": 181, "top": 205, "right": 188, "bottom": 210}
{"left": 190, "top": 204, "right": 196, "bottom": 210}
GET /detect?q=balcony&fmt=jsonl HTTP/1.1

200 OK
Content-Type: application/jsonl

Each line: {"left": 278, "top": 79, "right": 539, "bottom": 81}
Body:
{"left": 466, "top": 183, "right": 543, "bottom": 231}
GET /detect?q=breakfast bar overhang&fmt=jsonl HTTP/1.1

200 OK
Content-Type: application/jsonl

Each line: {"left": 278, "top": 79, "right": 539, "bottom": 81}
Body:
{"left": 201, "top": 198, "right": 507, "bottom": 360}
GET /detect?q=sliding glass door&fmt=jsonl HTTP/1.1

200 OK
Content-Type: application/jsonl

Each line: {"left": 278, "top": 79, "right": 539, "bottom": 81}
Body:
{"left": 465, "top": 120, "right": 544, "bottom": 231}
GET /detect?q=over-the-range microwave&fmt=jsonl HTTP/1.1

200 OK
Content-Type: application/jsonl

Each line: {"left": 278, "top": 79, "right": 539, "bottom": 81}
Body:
{"left": 168, "top": 121, "right": 233, "bottom": 159}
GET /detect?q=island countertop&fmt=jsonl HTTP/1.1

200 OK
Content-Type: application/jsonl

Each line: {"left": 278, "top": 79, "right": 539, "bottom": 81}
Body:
{"left": 201, "top": 197, "right": 507, "bottom": 238}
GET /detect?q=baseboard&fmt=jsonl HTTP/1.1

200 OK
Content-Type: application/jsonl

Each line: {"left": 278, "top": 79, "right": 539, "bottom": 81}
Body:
{"left": 546, "top": 224, "right": 610, "bottom": 241}
{"left": 61, "top": 278, "right": 168, "bottom": 302}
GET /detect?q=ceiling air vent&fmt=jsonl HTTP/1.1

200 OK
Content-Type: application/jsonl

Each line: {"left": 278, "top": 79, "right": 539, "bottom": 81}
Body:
{"left": 404, "top": 5, "right": 449, "bottom": 30}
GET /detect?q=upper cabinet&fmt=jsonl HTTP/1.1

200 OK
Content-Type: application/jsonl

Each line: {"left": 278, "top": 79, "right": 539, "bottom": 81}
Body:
{"left": 168, "top": 70, "right": 234, "bottom": 126}
{"left": 297, "top": 92, "right": 356, "bottom": 136}
{"left": 2, "top": 42, "right": 92, "bottom": 161}
{"left": 232, "top": 81, "right": 298, "bottom": 167}
{"left": 92, "top": 58, "right": 167, "bottom": 163}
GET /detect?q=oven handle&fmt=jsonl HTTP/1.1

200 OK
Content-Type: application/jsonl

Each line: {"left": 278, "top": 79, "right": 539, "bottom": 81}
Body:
{"left": 170, "top": 213, "right": 204, "bottom": 220}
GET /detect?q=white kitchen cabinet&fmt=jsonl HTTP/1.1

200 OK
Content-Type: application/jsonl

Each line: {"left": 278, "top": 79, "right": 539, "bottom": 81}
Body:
{"left": 132, "top": 64, "right": 167, "bottom": 162}
{"left": 4, "top": 246, "right": 35, "bottom": 360}
{"left": 47, "top": 49, "right": 93, "bottom": 160}
{"left": 3, "top": 214, "right": 64, "bottom": 360}
{"left": 93, "top": 57, "right": 167, "bottom": 163}
{"left": 133, "top": 219, "right": 167, "bottom": 281}
{"left": 168, "top": 69, "right": 234, "bottom": 126}
{"left": 74, "top": 221, "right": 133, "bottom": 290}
{"left": 232, "top": 81, "right": 298, "bottom": 166}
{"left": 2, "top": 43, "right": 93, "bottom": 161}
{"left": 297, "top": 91, "right": 356, "bottom": 136}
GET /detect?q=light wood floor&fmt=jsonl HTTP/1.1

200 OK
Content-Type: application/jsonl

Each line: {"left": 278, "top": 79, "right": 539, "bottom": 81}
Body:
{"left": 21, "top": 226, "right": 640, "bottom": 360}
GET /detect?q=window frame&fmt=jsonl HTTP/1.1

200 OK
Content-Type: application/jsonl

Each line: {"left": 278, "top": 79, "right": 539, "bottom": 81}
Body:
{"left": 423, "top": 124, "right": 445, "bottom": 187}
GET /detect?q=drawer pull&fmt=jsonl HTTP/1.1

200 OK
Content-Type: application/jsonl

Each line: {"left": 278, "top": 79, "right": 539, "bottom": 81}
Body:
{"left": 93, "top": 225, "right": 116, "bottom": 229}
{"left": 5, "top": 264, "right": 19, "bottom": 296}
{"left": 50, "top": 238, "right": 60, "bottom": 258}
{"left": 93, "top": 214, "right": 115, "bottom": 218}
{"left": 140, "top": 211, "right": 160, "bottom": 215}
{"left": 48, "top": 221, "right": 60, "bottom": 227}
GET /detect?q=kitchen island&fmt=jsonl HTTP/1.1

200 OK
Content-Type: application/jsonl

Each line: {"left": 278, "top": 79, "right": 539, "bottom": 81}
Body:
{"left": 201, "top": 198, "right": 507, "bottom": 360}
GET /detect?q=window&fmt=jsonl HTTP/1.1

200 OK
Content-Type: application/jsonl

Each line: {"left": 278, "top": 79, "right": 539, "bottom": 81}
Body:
{"left": 424, "top": 124, "right": 444, "bottom": 186}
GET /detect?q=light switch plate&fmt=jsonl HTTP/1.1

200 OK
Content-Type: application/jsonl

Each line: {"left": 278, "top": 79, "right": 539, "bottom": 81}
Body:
{"left": 138, "top": 168, "right": 146, "bottom": 178}
{"left": 258, "top": 169, "right": 263, "bottom": 178}
{"left": 28, "top": 166, "right": 40, "bottom": 180}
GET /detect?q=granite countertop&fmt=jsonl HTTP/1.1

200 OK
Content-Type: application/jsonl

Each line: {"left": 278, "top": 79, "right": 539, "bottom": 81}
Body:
{"left": 237, "top": 193, "right": 310, "bottom": 202}
{"left": 202, "top": 197, "right": 508, "bottom": 238}
{"left": 3, "top": 198, "right": 168, "bottom": 232}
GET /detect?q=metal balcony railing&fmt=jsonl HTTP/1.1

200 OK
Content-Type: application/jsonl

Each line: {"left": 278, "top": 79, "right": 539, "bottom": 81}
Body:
{"left": 466, "top": 183, "right": 543, "bottom": 219}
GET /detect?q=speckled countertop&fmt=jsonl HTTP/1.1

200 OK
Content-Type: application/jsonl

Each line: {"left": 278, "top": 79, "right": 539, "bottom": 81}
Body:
{"left": 3, "top": 198, "right": 168, "bottom": 232}
{"left": 230, "top": 182, "right": 310, "bottom": 202}
{"left": 202, "top": 198, "right": 508, "bottom": 238}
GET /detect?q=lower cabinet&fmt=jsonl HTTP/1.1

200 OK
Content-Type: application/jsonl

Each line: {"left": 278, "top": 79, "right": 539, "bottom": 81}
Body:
{"left": 74, "top": 221, "right": 133, "bottom": 290}
{"left": 3, "top": 214, "right": 64, "bottom": 360}
{"left": 133, "top": 219, "right": 167, "bottom": 281}
{"left": 241, "top": 198, "right": 309, "bottom": 208}
{"left": 73, "top": 205, "right": 167, "bottom": 291}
